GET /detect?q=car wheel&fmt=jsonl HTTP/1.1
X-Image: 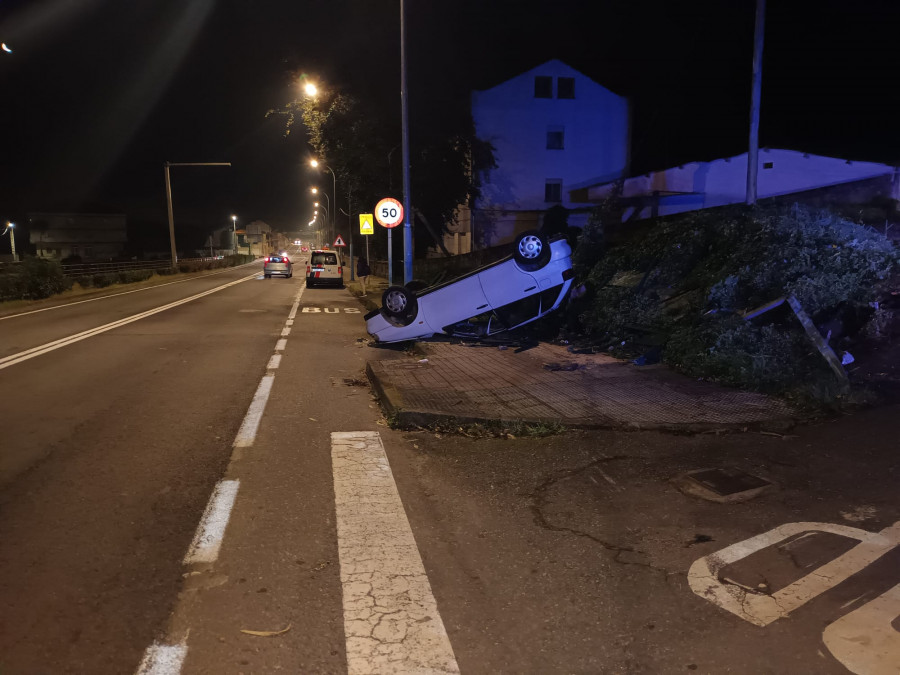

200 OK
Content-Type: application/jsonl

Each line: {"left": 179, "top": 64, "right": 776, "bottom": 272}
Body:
{"left": 513, "top": 230, "right": 551, "bottom": 270}
{"left": 264, "top": 273, "right": 271, "bottom": 278}
{"left": 382, "top": 285, "right": 418, "bottom": 326}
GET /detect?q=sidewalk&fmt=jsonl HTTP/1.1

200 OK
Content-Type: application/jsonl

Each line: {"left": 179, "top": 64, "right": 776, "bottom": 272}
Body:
{"left": 366, "top": 341, "right": 799, "bottom": 432}
{"left": 348, "top": 268, "right": 798, "bottom": 432}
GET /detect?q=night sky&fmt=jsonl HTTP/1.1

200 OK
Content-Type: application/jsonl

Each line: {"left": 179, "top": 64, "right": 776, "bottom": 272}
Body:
{"left": 1, "top": 0, "right": 898, "bottom": 249}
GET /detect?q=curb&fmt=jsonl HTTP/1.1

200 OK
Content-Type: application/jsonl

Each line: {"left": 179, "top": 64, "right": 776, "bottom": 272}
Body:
{"left": 364, "top": 362, "right": 798, "bottom": 434}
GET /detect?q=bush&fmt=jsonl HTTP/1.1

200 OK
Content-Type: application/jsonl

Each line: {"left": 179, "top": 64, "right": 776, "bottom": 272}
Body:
{"left": 572, "top": 203, "right": 900, "bottom": 404}
{"left": 0, "top": 257, "right": 73, "bottom": 301}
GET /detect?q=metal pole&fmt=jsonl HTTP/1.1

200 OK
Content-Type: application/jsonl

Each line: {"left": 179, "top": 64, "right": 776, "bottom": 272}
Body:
{"left": 164, "top": 161, "right": 231, "bottom": 269}
{"left": 348, "top": 187, "right": 355, "bottom": 281}
{"left": 387, "top": 229, "right": 393, "bottom": 286}
{"left": 7, "top": 224, "right": 17, "bottom": 262}
{"left": 400, "top": 0, "right": 413, "bottom": 284}
{"left": 746, "top": 0, "right": 766, "bottom": 205}
{"left": 165, "top": 163, "right": 177, "bottom": 268}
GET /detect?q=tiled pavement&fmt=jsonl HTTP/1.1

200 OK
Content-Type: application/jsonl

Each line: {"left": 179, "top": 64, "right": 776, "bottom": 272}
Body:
{"left": 366, "top": 342, "right": 798, "bottom": 431}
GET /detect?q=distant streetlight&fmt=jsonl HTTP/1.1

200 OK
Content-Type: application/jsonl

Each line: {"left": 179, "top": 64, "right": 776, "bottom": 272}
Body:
{"left": 304, "top": 82, "right": 318, "bottom": 97}
{"left": 164, "top": 161, "right": 231, "bottom": 268}
{"left": 310, "top": 159, "right": 336, "bottom": 241}
{"left": 2, "top": 221, "right": 16, "bottom": 262}
{"left": 231, "top": 215, "right": 238, "bottom": 255}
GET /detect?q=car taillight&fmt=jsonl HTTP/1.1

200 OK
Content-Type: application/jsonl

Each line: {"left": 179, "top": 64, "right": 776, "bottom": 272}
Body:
{"left": 284, "top": 257, "right": 291, "bottom": 263}
{"left": 338, "top": 266, "right": 342, "bottom": 275}
{"left": 306, "top": 265, "right": 311, "bottom": 274}
{"left": 264, "top": 257, "right": 270, "bottom": 262}
{"left": 562, "top": 268, "right": 574, "bottom": 280}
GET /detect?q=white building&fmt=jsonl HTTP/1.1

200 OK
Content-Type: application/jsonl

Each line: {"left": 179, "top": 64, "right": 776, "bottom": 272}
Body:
{"left": 577, "top": 149, "right": 900, "bottom": 222}
{"left": 451, "top": 59, "right": 630, "bottom": 250}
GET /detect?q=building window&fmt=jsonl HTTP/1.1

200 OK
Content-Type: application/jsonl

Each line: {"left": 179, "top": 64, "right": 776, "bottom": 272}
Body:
{"left": 534, "top": 76, "right": 552, "bottom": 98}
{"left": 545, "top": 179, "right": 562, "bottom": 203}
{"left": 546, "top": 126, "right": 565, "bottom": 150}
{"left": 763, "top": 161, "right": 774, "bottom": 169}
{"left": 557, "top": 77, "right": 575, "bottom": 99}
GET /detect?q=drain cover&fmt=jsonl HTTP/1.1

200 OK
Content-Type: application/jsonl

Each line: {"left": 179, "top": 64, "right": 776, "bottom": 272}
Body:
{"left": 673, "top": 467, "right": 773, "bottom": 503}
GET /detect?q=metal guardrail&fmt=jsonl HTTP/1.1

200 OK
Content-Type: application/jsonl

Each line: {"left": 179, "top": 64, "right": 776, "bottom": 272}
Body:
{"left": 0, "top": 257, "right": 230, "bottom": 277}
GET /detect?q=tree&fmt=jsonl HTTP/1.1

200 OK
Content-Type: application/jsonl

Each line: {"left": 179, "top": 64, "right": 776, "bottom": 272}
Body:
{"left": 268, "top": 81, "right": 493, "bottom": 259}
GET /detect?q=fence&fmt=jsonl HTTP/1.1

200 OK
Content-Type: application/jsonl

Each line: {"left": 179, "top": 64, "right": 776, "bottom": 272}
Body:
{"left": 0, "top": 257, "right": 229, "bottom": 277}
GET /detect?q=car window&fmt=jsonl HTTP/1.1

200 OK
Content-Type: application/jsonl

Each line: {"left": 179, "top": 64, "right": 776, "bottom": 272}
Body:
{"left": 269, "top": 256, "right": 284, "bottom": 262}
{"left": 311, "top": 253, "right": 338, "bottom": 265}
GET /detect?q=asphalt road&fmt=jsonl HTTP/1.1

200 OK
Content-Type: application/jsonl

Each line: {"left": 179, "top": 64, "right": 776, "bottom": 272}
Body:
{"left": 1, "top": 257, "right": 898, "bottom": 674}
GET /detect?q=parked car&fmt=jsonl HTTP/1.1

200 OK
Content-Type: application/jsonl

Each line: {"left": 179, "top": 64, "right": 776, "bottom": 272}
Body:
{"left": 263, "top": 253, "right": 293, "bottom": 278}
{"left": 365, "top": 231, "right": 574, "bottom": 343}
{"left": 306, "top": 250, "right": 343, "bottom": 287}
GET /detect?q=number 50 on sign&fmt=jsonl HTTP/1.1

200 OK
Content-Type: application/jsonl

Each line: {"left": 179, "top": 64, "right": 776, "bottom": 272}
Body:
{"left": 374, "top": 198, "right": 403, "bottom": 228}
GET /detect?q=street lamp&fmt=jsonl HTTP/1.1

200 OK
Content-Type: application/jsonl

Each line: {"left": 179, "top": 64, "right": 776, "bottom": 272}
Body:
{"left": 304, "top": 82, "right": 318, "bottom": 97}
{"left": 310, "top": 159, "right": 336, "bottom": 243}
{"left": 231, "top": 215, "right": 237, "bottom": 255}
{"left": 2, "top": 221, "right": 16, "bottom": 262}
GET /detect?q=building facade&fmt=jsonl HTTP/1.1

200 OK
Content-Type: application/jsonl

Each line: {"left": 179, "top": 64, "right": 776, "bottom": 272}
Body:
{"left": 463, "top": 59, "right": 630, "bottom": 248}
{"left": 28, "top": 213, "right": 127, "bottom": 261}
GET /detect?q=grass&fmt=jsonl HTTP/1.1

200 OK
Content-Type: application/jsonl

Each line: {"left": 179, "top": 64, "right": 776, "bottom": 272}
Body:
{"left": 0, "top": 265, "right": 252, "bottom": 318}
{"left": 390, "top": 416, "right": 568, "bottom": 438}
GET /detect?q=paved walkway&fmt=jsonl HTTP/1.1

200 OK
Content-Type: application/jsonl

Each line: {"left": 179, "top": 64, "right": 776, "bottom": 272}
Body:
{"left": 366, "top": 342, "right": 798, "bottom": 431}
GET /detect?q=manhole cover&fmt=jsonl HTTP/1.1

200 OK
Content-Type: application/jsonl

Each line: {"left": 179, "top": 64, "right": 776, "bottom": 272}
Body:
{"left": 673, "top": 467, "right": 774, "bottom": 503}
{"left": 688, "top": 468, "right": 770, "bottom": 496}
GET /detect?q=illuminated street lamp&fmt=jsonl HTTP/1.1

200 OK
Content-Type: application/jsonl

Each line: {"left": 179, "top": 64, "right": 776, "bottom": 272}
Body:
{"left": 309, "top": 159, "right": 336, "bottom": 241}
{"left": 304, "top": 82, "right": 318, "bottom": 97}
{"left": 2, "top": 221, "right": 16, "bottom": 262}
{"left": 231, "top": 215, "right": 237, "bottom": 255}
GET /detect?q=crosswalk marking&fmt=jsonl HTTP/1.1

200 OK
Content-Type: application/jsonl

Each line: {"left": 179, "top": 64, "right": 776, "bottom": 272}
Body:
{"left": 331, "top": 431, "right": 460, "bottom": 674}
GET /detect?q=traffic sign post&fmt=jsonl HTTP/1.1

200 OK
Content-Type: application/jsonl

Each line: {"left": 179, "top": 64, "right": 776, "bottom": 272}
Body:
{"left": 359, "top": 214, "right": 374, "bottom": 270}
{"left": 375, "top": 198, "right": 404, "bottom": 285}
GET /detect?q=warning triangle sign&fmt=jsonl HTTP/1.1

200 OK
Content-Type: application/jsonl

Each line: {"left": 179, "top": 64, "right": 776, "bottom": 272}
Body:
{"left": 333, "top": 235, "right": 346, "bottom": 247}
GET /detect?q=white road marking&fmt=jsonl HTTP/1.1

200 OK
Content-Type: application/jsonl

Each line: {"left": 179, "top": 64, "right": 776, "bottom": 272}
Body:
{"left": 135, "top": 641, "right": 188, "bottom": 675}
{"left": 183, "top": 479, "right": 240, "bottom": 565}
{"left": 275, "top": 338, "right": 287, "bottom": 351}
{"left": 0, "top": 273, "right": 258, "bottom": 371}
{"left": 331, "top": 431, "right": 460, "bottom": 674}
{"left": 267, "top": 354, "right": 282, "bottom": 370}
{"left": 0, "top": 264, "right": 255, "bottom": 322}
{"left": 823, "top": 581, "right": 900, "bottom": 675}
{"left": 281, "top": 326, "right": 291, "bottom": 336}
{"left": 233, "top": 375, "right": 275, "bottom": 448}
{"left": 286, "top": 319, "right": 294, "bottom": 326}
{"left": 689, "top": 521, "right": 900, "bottom": 627}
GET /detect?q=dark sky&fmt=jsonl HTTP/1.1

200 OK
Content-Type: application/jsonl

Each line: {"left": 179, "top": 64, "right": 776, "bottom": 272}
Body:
{"left": 1, "top": 0, "right": 898, "bottom": 242}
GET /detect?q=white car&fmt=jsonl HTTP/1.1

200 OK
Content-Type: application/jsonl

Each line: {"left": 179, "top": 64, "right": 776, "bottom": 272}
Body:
{"left": 365, "top": 231, "right": 574, "bottom": 343}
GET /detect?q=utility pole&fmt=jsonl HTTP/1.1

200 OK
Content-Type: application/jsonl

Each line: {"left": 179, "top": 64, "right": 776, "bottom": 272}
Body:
{"left": 746, "top": 0, "right": 766, "bottom": 205}
{"left": 400, "top": 0, "right": 413, "bottom": 283}
{"left": 164, "top": 161, "right": 231, "bottom": 268}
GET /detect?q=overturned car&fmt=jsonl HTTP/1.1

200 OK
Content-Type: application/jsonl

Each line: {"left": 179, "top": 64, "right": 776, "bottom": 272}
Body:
{"left": 365, "top": 231, "right": 574, "bottom": 343}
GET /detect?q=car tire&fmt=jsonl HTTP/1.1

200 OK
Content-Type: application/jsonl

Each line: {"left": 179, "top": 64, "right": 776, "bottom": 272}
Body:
{"left": 264, "top": 273, "right": 271, "bottom": 278}
{"left": 382, "top": 285, "right": 418, "bottom": 326}
{"left": 513, "top": 230, "right": 551, "bottom": 271}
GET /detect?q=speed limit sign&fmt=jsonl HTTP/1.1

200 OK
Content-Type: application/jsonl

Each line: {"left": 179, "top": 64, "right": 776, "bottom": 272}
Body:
{"left": 374, "top": 198, "right": 404, "bottom": 229}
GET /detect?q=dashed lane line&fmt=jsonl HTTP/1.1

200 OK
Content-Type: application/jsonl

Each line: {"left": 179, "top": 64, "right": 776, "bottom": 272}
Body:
{"left": 0, "top": 272, "right": 258, "bottom": 370}
{"left": 331, "top": 431, "right": 460, "bottom": 674}
{"left": 183, "top": 479, "right": 241, "bottom": 565}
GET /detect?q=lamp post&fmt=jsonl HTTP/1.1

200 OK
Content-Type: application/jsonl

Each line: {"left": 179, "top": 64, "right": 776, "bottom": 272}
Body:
{"left": 164, "top": 161, "right": 231, "bottom": 269}
{"left": 311, "top": 188, "right": 330, "bottom": 229}
{"left": 2, "top": 222, "right": 16, "bottom": 262}
{"left": 231, "top": 215, "right": 237, "bottom": 255}
{"left": 310, "top": 159, "right": 336, "bottom": 244}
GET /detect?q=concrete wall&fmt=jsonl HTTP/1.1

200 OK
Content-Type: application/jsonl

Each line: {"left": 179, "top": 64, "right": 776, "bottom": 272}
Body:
{"left": 586, "top": 149, "right": 898, "bottom": 221}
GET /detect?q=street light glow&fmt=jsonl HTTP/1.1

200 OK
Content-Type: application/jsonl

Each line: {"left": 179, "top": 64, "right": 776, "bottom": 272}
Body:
{"left": 311, "top": 187, "right": 318, "bottom": 194}
{"left": 304, "top": 82, "right": 318, "bottom": 97}
{"left": 310, "top": 159, "right": 319, "bottom": 168}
